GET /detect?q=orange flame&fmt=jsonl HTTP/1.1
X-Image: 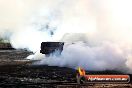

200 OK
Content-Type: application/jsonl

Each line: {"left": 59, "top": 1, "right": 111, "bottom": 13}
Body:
{"left": 78, "top": 67, "right": 86, "bottom": 76}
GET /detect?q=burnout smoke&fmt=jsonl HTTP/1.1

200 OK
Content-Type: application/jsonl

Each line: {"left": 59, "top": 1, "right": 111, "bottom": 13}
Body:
{"left": 39, "top": 41, "right": 127, "bottom": 70}
{"left": 0, "top": 0, "right": 132, "bottom": 73}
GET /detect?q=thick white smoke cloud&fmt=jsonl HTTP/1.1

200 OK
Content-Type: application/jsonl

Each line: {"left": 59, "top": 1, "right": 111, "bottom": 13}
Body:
{"left": 39, "top": 41, "right": 127, "bottom": 71}
{"left": 0, "top": 0, "right": 132, "bottom": 73}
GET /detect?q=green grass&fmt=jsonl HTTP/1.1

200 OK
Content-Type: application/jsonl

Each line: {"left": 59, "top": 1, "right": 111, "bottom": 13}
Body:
{"left": 0, "top": 38, "right": 4, "bottom": 43}
{"left": 0, "top": 38, "right": 8, "bottom": 43}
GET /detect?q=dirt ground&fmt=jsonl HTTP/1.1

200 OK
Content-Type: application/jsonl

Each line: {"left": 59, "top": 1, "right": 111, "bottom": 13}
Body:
{"left": 0, "top": 49, "right": 131, "bottom": 88}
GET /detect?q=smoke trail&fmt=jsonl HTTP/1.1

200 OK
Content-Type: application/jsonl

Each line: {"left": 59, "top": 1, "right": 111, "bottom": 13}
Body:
{"left": 0, "top": 0, "right": 132, "bottom": 73}
{"left": 39, "top": 41, "right": 127, "bottom": 71}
